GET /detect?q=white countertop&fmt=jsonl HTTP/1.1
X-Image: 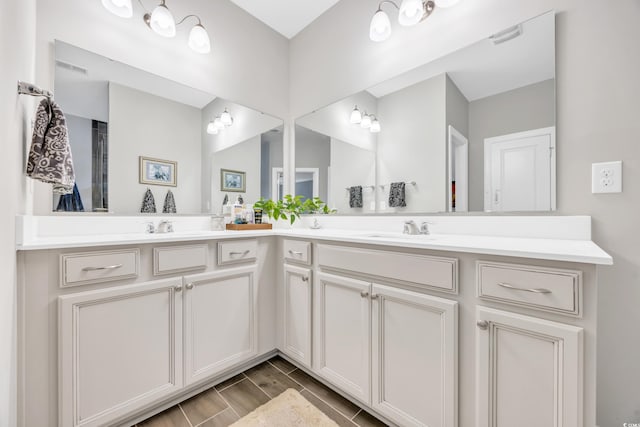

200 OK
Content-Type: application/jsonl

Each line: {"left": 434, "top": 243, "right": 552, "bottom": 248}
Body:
{"left": 16, "top": 226, "right": 613, "bottom": 266}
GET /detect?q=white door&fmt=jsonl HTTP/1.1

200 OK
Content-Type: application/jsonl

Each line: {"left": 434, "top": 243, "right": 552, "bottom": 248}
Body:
{"left": 476, "top": 306, "right": 583, "bottom": 427}
{"left": 484, "top": 127, "right": 555, "bottom": 212}
{"left": 315, "top": 272, "right": 371, "bottom": 403}
{"left": 283, "top": 264, "right": 313, "bottom": 368}
{"left": 371, "top": 284, "right": 458, "bottom": 427}
{"left": 183, "top": 266, "right": 257, "bottom": 385}
{"left": 448, "top": 125, "right": 469, "bottom": 212}
{"left": 59, "top": 278, "right": 184, "bottom": 427}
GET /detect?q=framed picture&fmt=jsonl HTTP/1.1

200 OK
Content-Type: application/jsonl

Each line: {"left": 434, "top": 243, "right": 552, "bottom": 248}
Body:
{"left": 220, "top": 169, "right": 246, "bottom": 192}
{"left": 139, "top": 156, "right": 177, "bottom": 187}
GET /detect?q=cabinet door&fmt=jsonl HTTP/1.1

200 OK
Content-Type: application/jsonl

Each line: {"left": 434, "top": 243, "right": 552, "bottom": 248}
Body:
{"left": 371, "top": 284, "right": 458, "bottom": 427}
{"left": 315, "top": 272, "right": 371, "bottom": 402}
{"left": 59, "top": 278, "right": 183, "bottom": 427}
{"left": 283, "top": 264, "right": 313, "bottom": 368}
{"left": 183, "top": 266, "right": 257, "bottom": 385}
{"left": 476, "top": 306, "right": 583, "bottom": 427}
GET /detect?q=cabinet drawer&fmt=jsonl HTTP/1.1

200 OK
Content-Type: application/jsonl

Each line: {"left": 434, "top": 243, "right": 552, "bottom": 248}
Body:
{"left": 217, "top": 240, "right": 257, "bottom": 265}
{"left": 318, "top": 244, "right": 458, "bottom": 293}
{"left": 61, "top": 249, "right": 139, "bottom": 287}
{"left": 477, "top": 261, "right": 582, "bottom": 316}
{"left": 283, "top": 239, "right": 311, "bottom": 265}
{"left": 154, "top": 244, "right": 208, "bottom": 275}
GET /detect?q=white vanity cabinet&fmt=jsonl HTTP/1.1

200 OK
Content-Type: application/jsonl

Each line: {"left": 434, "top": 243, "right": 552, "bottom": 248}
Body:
{"left": 59, "top": 278, "right": 184, "bottom": 427}
{"left": 282, "top": 264, "right": 313, "bottom": 368}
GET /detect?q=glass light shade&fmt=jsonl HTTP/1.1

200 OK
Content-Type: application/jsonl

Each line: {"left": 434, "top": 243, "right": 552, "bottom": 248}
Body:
{"left": 101, "top": 0, "right": 133, "bottom": 18}
{"left": 370, "top": 118, "right": 381, "bottom": 133}
{"left": 369, "top": 10, "right": 391, "bottom": 42}
{"left": 150, "top": 4, "right": 176, "bottom": 38}
{"left": 398, "top": 0, "right": 424, "bottom": 26}
{"left": 213, "top": 116, "right": 224, "bottom": 130}
{"left": 188, "top": 24, "right": 211, "bottom": 54}
{"left": 360, "top": 114, "right": 372, "bottom": 129}
{"left": 350, "top": 106, "right": 362, "bottom": 124}
{"left": 206, "top": 121, "right": 218, "bottom": 134}
{"left": 220, "top": 108, "right": 233, "bottom": 126}
{"left": 435, "top": 0, "right": 461, "bottom": 7}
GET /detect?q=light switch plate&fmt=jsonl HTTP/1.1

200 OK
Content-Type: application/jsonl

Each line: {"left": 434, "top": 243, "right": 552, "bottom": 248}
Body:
{"left": 592, "top": 161, "right": 622, "bottom": 193}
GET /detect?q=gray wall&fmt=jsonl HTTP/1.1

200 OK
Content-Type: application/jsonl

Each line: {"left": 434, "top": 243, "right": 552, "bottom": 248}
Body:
{"left": 211, "top": 136, "right": 261, "bottom": 211}
{"left": 295, "top": 126, "right": 330, "bottom": 201}
{"left": 468, "top": 79, "right": 555, "bottom": 210}
{"left": 445, "top": 75, "right": 469, "bottom": 138}
{"left": 59, "top": 114, "right": 93, "bottom": 211}
{"left": 290, "top": 1, "right": 640, "bottom": 425}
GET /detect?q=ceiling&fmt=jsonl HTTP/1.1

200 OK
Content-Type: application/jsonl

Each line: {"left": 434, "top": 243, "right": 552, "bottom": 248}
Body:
{"left": 229, "top": 0, "right": 341, "bottom": 39}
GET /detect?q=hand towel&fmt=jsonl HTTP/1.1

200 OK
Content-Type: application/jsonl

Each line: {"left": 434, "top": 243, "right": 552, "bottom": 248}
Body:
{"left": 388, "top": 182, "right": 407, "bottom": 208}
{"left": 349, "top": 186, "right": 363, "bottom": 208}
{"left": 55, "top": 183, "right": 84, "bottom": 212}
{"left": 27, "top": 98, "right": 75, "bottom": 194}
{"left": 163, "top": 190, "right": 177, "bottom": 213}
{"left": 141, "top": 188, "right": 157, "bottom": 213}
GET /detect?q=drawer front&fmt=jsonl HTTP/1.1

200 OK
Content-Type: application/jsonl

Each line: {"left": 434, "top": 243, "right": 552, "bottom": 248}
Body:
{"left": 318, "top": 244, "right": 458, "bottom": 293}
{"left": 477, "top": 261, "right": 582, "bottom": 316}
{"left": 283, "top": 239, "right": 311, "bottom": 265}
{"left": 217, "top": 240, "right": 258, "bottom": 265}
{"left": 61, "top": 249, "right": 139, "bottom": 287}
{"left": 154, "top": 244, "right": 208, "bottom": 275}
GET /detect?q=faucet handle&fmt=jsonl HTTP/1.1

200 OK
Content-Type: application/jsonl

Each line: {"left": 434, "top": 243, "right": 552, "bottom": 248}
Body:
{"left": 419, "top": 221, "right": 433, "bottom": 235}
{"left": 145, "top": 221, "right": 156, "bottom": 234}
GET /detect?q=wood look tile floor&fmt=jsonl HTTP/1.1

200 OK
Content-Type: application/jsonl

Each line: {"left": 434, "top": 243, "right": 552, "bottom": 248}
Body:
{"left": 137, "top": 356, "right": 388, "bottom": 427}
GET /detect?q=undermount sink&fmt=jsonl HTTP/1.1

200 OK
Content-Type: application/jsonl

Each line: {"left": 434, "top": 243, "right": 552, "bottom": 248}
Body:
{"left": 358, "top": 232, "right": 437, "bottom": 240}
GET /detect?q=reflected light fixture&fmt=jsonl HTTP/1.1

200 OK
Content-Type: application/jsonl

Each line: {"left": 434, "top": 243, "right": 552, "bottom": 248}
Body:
{"left": 350, "top": 106, "right": 381, "bottom": 133}
{"left": 350, "top": 106, "right": 362, "bottom": 124}
{"left": 370, "top": 0, "right": 462, "bottom": 42}
{"left": 360, "top": 113, "right": 372, "bottom": 129}
{"left": 102, "top": 0, "right": 211, "bottom": 53}
{"left": 370, "top": 117, "right": 381, "bottom": 133}
{"left": 207, "top": 108, "right": 234, "bottom": 135}
{"left": 220, "top": 108, "right": 233, "bottom": 126}
{"left": 206, "top": 121, "right": 219, "bottom": 135}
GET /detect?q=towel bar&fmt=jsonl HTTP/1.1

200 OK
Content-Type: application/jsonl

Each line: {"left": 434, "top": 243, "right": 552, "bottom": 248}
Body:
{"left": 17, "top": 80, "right": 53, "bottom": 99}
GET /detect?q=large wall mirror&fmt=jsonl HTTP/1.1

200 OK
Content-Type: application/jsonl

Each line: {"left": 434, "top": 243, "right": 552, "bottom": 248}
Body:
{"left": 295, "top": 11, "right": 555, "bottom": 214}
{"left": 53, "top": 41, "right": 283, "bottom": 215}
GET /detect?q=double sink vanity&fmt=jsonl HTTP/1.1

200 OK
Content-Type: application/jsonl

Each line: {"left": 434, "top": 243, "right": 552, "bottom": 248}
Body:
{"left": 16, "top": 215, "right": 611, "bottom": 427}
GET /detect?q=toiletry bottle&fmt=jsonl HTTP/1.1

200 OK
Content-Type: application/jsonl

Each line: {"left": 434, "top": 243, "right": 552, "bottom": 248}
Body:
{"left": 233, "top": 196, "right": 244, "bottom": 224}
{"left": 244, "top": 204, "right": 254, "bottom": 224}
{"left": 222, "top": 200, "right": 233, "bottom": 224}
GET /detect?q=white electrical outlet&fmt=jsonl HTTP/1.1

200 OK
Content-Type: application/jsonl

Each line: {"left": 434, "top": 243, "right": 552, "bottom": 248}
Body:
{"left": 592, "top": 161, "right": 622, "bottom": 193}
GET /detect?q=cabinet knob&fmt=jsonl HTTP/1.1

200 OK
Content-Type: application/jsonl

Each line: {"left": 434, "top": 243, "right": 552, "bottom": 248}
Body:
{"left": 302, "top": 276, "right": 309, "bottom": 282}
{"left": 186, "top": 283, "right": 194, "bottom": 290}
{"left": 360, "top": 291, "right": 369, "bottom": 298}
{"left": 174, "top": 285, "right": 183, "bottom": 292}
{"left": 370, "top": 294, "right": 379, "bottom": 300}
{"left": 477, "top": 320, "right": 489, "bottom": 330}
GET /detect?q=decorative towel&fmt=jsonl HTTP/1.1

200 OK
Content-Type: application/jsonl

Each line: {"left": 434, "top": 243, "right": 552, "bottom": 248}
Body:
{"left": 141, "top": 188, "right": 157, "bottom": 213}
{"left": 349, "top": 186, "right": 363, "bottom": 208}
{"left": 55, "top": 183, "right": 84, "bottom": 212}
{"left": 27, "top": 98, "right": 75, "bottom": 194}
{"left": 163, "top": 190, "right": 177, "bottom": 213}
{"left": 388, "top": 182, "right": 407, "bottom": 207}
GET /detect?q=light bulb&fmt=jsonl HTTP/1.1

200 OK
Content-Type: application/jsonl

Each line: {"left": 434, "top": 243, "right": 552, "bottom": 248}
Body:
{"left": 207, "top": 121, "right": 218, "bottom": 134}
{"left": 398, "top": 0, "right": 424, "bottom": 26}
{"left": 150, "top": 3, "right": 176, "bottom": 38}
{"left": 360, "top": 114, "right": 372, "bottom": 129}
{"left": 350, "top": 106, "right": 362, "bottom": 124}
{"left": 370, "top": 118, "right": 381, "bottom": 133}
{"left": 101, "top": 0, "right": 133, "bottom": 18}
{"left": 213, "top": 116, "right": 224, "bottom": 130}
{"left": 369, "top": 9, "right": 391, "bottom": 42}
{"left": 435, "top": 0, "right": 461, "bottom": 7}
{"left": 188, "top": 23, "right": 211, "bottom": 54}
{"left": 220, "top": 108, "right": 233, "bottom": 126}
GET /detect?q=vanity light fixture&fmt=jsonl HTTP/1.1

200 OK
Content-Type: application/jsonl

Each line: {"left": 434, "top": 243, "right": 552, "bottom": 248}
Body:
{"left": 350, "top": 106, "right": 381, "bottom": 133}
{"left": 360, "top": 113, "right": 372, "bottom": 129}
{"left": 370, "top": 0, "right": 462, "bottom": 42}
{"left": 220, "top": 108, "right": 233, "bottom": 126}
{"left": 207, "top": 108, "right": 234, "bottom": 135}
{"left": 101, "top": 0, "right": 211, "bottom": 54}
{"left": 370, "top": 116, "right": 381, "bottom": 133}
{"left": 350, "top": 106, "right": 363, "bottom": 124}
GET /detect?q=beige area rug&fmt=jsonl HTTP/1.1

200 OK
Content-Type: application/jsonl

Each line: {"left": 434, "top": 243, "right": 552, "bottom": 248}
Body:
{"left": 230, "top": 388, "right": 339, "bottom": 427}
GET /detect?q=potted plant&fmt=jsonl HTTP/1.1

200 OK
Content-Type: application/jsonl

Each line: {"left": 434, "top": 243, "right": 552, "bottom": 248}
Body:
{"left": 254, "top": 195, "right": 333, "bottom": 225}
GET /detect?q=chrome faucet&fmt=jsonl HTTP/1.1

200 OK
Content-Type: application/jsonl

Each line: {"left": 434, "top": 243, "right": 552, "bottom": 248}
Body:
{"left": 157, "top": 220, "right": 174, "bottom": 233}
{"left": 419, "top": 221, "right": 432, "bottom": 235}
{"left": 403, "top": 220, "right": 420, "bottom": 235}
{"left": 145, "top": 221, "right": 156, "bottom": 234}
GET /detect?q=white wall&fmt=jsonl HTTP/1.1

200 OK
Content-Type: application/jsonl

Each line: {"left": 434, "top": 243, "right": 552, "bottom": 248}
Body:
{"left": 330, "top": 138, "right": 376, "bottom": 213}
{"left": 109, "top": 83, "right": 202, "bottom": 214}
{"left": 290, "top": 1, "right": 640, "bottom": 424}
{"left": 377, "top": 73, "right": 447, "bottom": 213}
{"left": 54, "top": 80, "right": 108, "bottom": 122}
{"left": 0, "top": 1, "right": 36, "bottom": 426}
{"left": 295, "top": 127, "right": 330, "bottom": 201}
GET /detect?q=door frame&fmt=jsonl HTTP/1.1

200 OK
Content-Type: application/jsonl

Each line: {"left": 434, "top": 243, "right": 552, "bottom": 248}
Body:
{"left": 483, "top": 126, "right": 556, "bottom": 211}
{"left": 447, "top": 125, "right": 469, "bottom": 212}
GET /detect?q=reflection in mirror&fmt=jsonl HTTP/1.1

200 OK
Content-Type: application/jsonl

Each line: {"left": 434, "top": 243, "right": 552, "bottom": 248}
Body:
{"left": 295, "top": 11, "right": 555, "bottom": 214}
{"left": 53, "top": 41, "right": 282, "bottom": 215}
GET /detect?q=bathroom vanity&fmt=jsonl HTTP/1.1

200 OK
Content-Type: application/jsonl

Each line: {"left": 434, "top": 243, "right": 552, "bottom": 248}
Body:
{"left": 16, "top": 215, "right": 611, "bottom": 427}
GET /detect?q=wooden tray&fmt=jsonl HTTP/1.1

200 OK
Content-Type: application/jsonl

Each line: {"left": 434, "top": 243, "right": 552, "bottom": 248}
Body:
{"left": 226, "top": 223, "right": 273, "bottom": 231}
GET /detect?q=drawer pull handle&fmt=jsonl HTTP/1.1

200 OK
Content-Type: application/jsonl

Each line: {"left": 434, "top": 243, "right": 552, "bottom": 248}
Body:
{"left": 186, "top": 283, "right": 194, "bottom": 290}
{"left": 82, "top": 264, "right": 123, "bottom": 272}
{"left": 175, "top": 285, "right": 183, "bottom": 292}
{"left": 498, "top": 282, "right": 552, "bottom": 294}
{"left": 301, "top": 276, "right": 309, "bottom": 282}
{"left": 477, "top": 320, "right": 489, "bottom": 330}
{"left": 360, "top": 291, "right": 369, "bottom": 298}
{"left": 229, "top": 250, "right": 250, "bottom": 257}
{"left": 288, "top": 250, "right": 304, "bottom": 256}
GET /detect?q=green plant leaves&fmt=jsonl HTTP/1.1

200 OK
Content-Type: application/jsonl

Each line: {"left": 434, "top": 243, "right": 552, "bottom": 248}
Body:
{"left": 253, "top": 195, "right": 334, "bottom": 223}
